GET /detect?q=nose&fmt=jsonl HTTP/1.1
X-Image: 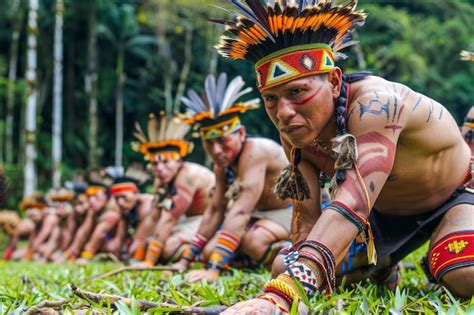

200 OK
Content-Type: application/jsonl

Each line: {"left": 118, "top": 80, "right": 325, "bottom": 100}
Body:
{"left": 211, "top": 141, "right": 223, "bottom": 156}
{"left": 276, "top": 98, "right": 296, "bottom": 123}
{"left": 155, "top": 162, "right": 165, "bottom": 173}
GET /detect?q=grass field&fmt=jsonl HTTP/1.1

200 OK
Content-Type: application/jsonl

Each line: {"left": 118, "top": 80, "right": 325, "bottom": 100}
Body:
{"left": 0, "top": 243, "right": 473, "bottom": 314}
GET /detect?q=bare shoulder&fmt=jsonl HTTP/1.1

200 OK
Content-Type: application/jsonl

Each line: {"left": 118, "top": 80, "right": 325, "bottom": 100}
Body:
{"left": 181, "top": 161, "right": 214, "bottom": 178}
{"left": 347, "top": 77, "right": 410, "bottom": 133}
{"left": 104, "top": 198, "right": 118, "bottom": 212}
{"left": 139, "top": 193, "right": 154, "bottom": 203}
{"left": 242, "top": 137, "right": 283, "bottom": 160}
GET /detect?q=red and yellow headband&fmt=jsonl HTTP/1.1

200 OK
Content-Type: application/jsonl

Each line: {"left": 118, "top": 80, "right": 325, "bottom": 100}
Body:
{"left": 110, "top": 182, "right": 138, "bottom": 196}
{"left": 184, "top": 104, "right": 257, "bottom": 140}
{"left": 255, "top": 44, "right": 335, "bottom": 92}
{"left": 199, "top": 116, "right": 242, "bottom": 140}
{"left": 138, "top": 139, "right": 192, "bottom": 162}
{"left": 86, "top": 185, "right": 107, "bottom": 197}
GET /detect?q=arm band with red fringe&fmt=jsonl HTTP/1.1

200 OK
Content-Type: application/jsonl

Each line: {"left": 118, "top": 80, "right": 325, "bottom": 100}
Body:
{"left": 429, "top": 230, "right": 474, "bottom": 282}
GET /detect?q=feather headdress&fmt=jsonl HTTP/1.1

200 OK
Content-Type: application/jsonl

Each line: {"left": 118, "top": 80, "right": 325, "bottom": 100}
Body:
{"left": 47, "top": 188, "right": 75, "bottom": 203}
{"left": 20, "top": 193, "right": 47, "bottom": 211}
{"left": 132, "top": 113, "right": 192, "bottom": 162}
{"left": 460, "top": 50, "right": 474, "bottom": 62}
{"left": 212, "top": 0, "right": 366, "bottom": 92}
{"left": 181, "top": 72, "right": 259, "bottom": 139}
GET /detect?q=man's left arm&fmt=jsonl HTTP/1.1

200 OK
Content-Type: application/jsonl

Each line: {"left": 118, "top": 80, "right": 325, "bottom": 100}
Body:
{"left": 303, "top": 91, "right": 407, "bottom": 288}
{"left": 129, "top": 197, "right": 155, "bottom": 258}
{"left": 205, "top": 153, "right": 266, "bottom": 273}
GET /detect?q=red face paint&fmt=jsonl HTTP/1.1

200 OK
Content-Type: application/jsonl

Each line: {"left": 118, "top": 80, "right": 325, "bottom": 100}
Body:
{"left": 291, "top": 86, "right": 323, "bottom": 106}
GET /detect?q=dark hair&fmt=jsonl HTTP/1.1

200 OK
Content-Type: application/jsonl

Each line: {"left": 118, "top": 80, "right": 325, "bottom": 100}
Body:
{"left": 325, "top": 71, "right": 371, "bottom": 187}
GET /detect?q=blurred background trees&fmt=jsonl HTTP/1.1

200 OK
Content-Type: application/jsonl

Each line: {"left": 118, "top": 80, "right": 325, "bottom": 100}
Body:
{"left": 0, "top": 0, "right": 472, "bottom": 208}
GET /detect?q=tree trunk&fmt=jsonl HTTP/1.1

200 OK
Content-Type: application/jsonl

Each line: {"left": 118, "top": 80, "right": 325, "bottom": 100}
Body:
{"left": 114, "top": 48, "right": 125, "bottom": 167}
{"left": 352, "top": 31, "right": 367, "bottom": 70}
{"left": 85, "top": 0, "right": 98, "bottom": 169}
{"left": 24, "top": 0, "right": 39, "bottom": 197}
{"left": 52, "top": 0, "right": 64, "bottom": 189}
{"left": 172, "top": 27, "right": 193, "bottom": 113}
{"left": 207, "top": 24, "right": 218, "bottom": 76}
{"left": 5, "top": 0, "right": 24, "bottom": 164}
{"left": 155, "top": 0, "right": 176, "bottom": 115}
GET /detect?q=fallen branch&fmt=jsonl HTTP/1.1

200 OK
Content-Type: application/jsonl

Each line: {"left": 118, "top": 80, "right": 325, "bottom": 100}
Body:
{"left": 86, "top": 265, "right": 183, "bottom": 281}
{"left": 24, "top": 299, "right": 70, "bottom": 315}
{"left": 71, "top": 284, "right": 227, "bottom": 314}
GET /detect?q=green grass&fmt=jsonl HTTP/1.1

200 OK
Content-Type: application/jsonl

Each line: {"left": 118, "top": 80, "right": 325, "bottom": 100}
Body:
{"left": 0, "top": 245, "right": 473, "bottom": 314}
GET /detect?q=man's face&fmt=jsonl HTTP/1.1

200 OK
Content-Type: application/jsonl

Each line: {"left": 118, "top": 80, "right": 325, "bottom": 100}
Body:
{"left": 114, "top": 192, "right": 138, "bottom": 211}
{"left": 27, "top": 208, "right": 42, "bottom": 223}
{"left": 151, "top": 158, "right": 182, "bottom": 183}
{"left": 202, "top": 128, "right": 245, "bottom": 167}
{"left": 74, "top": 195, "right": 89, "bottom": 216}
{"left": 55, "top": 202, "right": 72, "bottom": 219}
{"left": 88, "top": 190, "right": 108, "bottom": 213}
{"left": 261, "top": 70, "right": 341, "bottom": 148}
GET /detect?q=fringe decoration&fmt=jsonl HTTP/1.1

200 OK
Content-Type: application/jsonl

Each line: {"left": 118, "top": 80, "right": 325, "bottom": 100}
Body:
{"left": 224, "top": 179, "right": 243, "bottom": 202}
{"left": 329, "top": 133, "right": 358, "bottom": 198}
{"left": 273, "top": 147, "right": 310, "bottom": 201}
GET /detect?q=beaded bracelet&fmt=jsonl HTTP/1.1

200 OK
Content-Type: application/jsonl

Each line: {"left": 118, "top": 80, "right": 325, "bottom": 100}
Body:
{"left": 206, "top": 230, "right": 240, "bottom": 271}
{"left": 181, "top": 233, "right": 208, "bottom": 262}
{"left": 80, "top": 250, "right": 94, "bottom": 260}
{"left": 257, "top": 294, "right": 290, "bottom": 313}
{"left": 264, "top": 278, "right": 300, "bottom": 306}
{"left": 298, "top": 240, "right": 336, "bottom": 293}
{"left": 264, "top": 287, "right": 294, "bottom": 306}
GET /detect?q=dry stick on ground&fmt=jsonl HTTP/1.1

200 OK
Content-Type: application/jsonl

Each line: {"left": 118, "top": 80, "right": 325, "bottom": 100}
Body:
{"left": 86, "top": 265, "right": 183, "bottom": 281}
{"left": 70, "top": 284, "right": 227, "bottom": 314}
{"left": 24, "top": 299, "right": 70, "bottom": 315}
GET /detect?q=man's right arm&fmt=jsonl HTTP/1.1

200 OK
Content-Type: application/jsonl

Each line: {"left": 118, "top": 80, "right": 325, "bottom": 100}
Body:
{"left": 31, "top": 214, "right": 58, "bottom": 252}
{"left": 280, "top": 138, "right": 323, "bottom": 244}
{"left": 172, "top": 167, "right": 226, "bottom": 267}
{"left": 66, "top": 211, "right": 95, "bottom": 257}
{"left": 194, "top": 166, "right": 226, "bottom": 240}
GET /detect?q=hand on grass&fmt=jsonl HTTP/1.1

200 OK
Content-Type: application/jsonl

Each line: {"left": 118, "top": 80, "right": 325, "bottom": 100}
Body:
{"left": 185, "top": 268, "right": 220, "bottom": 283}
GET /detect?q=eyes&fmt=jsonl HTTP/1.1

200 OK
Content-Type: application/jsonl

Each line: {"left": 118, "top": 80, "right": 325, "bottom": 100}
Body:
{"left": 263, "top": 88, "right": 305, "bottom": 108}
{"left": 290, "top": 88, "right": 303, "bottom": 96}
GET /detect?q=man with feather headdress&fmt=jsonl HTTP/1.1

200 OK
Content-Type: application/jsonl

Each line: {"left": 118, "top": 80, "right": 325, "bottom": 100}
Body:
{"left": 33, "top": 188, "right": 75, "bottom": 263}
{"left": 76, "top": 167, "right": 155, "bottom": 264}
{"left": 55, "top": 178, "right": 115, "bottom": 263}
{"left": 210, "top": 0, "right": 474, "bottom": 313}
{"left": 130, "top": 113, "right": 215, "bottom": 266}
{"left": 3, "top": 193, "right": 47, "bottom": 261}
{"left": 174, "top": 72, "right": 293, "bottom": 282}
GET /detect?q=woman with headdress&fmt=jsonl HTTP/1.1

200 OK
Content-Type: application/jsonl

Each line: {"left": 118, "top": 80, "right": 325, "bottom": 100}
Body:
{"left": 211, "top": 0, "right": 473, "bottom": 313}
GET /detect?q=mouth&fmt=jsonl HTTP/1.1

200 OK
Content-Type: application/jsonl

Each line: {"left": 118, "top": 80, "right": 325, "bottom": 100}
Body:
{"left": 281, "top": 125, "right": 303, "bottom": 135}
